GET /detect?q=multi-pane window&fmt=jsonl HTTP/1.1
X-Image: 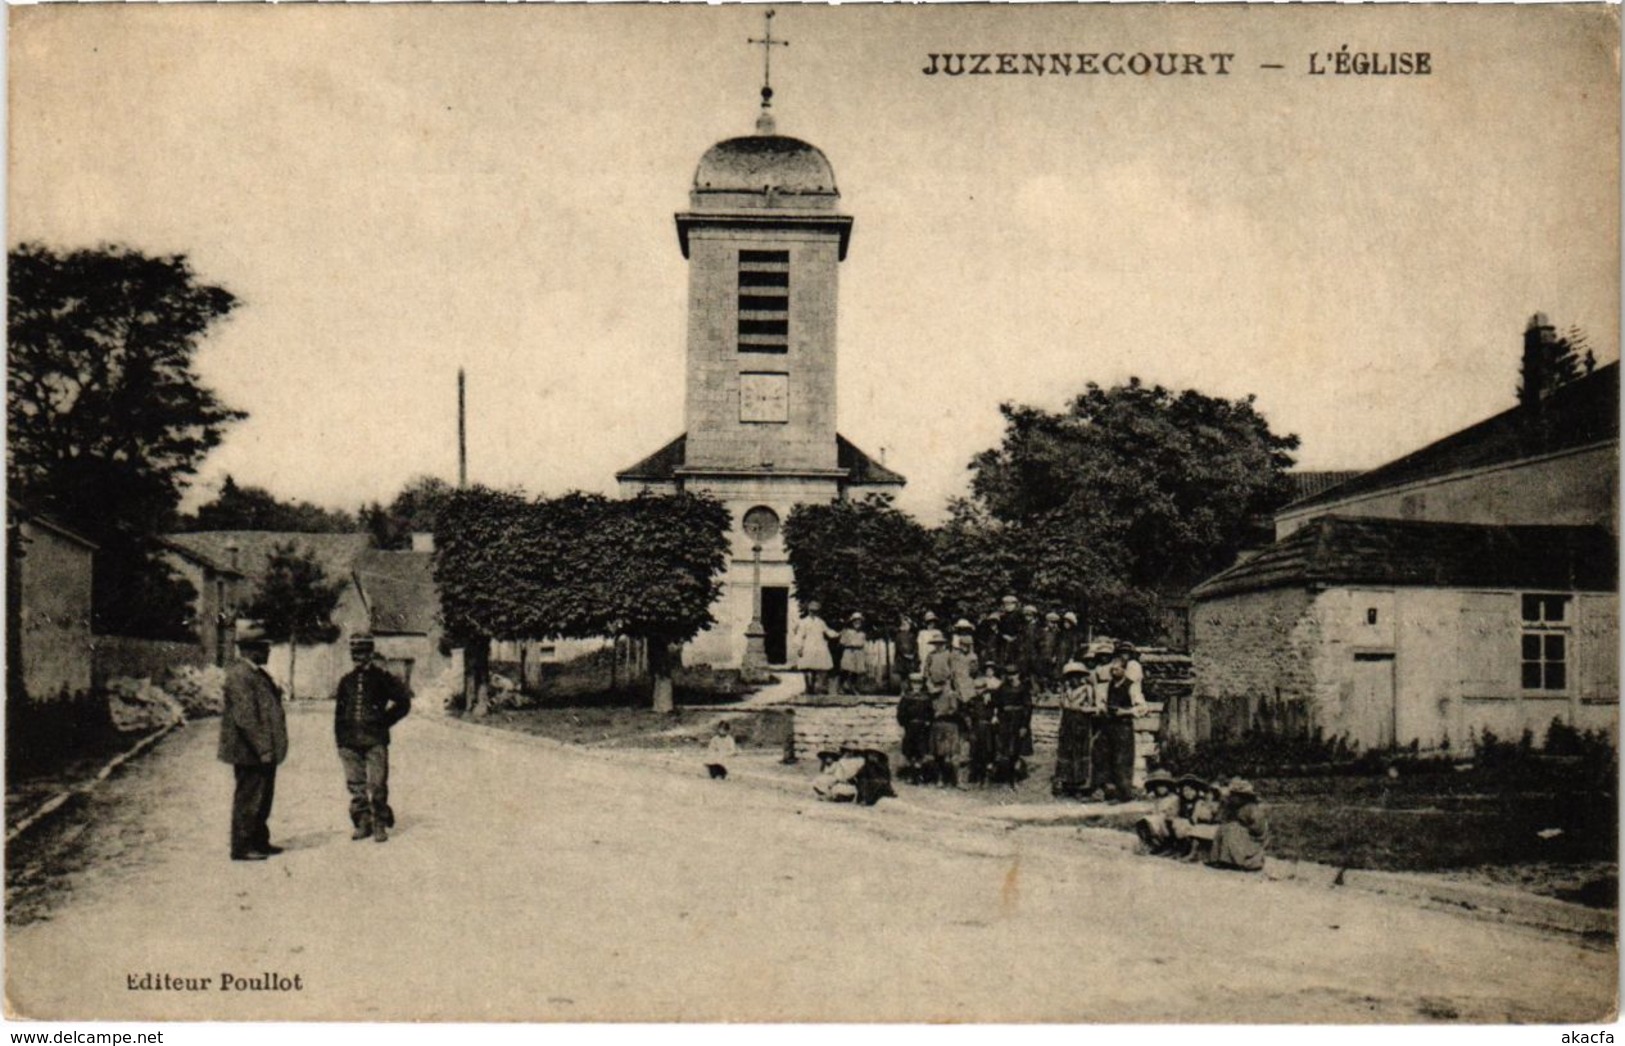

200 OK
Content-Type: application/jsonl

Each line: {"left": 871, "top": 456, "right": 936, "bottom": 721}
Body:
{"left": 738, "top": 249, "right": 789, "bottom": 353}
{"left": 1521, "top": 594, "right": 1570, "bottom": 691}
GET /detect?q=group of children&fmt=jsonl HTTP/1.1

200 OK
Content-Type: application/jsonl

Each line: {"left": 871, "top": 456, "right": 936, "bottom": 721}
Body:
{"left": 895, "top": 656, "right": 1037, "bottom": 789}
{"left": 1134, "top": 771, "right": 1270, "bottom": 871}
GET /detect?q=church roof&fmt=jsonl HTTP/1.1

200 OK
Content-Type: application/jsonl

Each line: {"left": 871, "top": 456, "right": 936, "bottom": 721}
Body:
{"left": 616, "top": 433, "right": 904, "bottom": 487}
{"left": 616, "top": 434, "right": 689, "bottom": 483}
{"left": 837, "top": 434, "right": 906, "bottom": 486}
{"left": 694, "top": 135, "right": 838, "bottom": 199}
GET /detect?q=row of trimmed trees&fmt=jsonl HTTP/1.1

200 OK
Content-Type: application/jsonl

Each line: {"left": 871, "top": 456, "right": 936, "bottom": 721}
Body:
{"left": 433, "top": 489, "right": 730, "bottom": 712}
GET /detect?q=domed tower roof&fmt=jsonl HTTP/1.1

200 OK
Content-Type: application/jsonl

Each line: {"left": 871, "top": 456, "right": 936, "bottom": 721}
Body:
{"left": 693, "top": 134, "right": 839, "bottom": 201}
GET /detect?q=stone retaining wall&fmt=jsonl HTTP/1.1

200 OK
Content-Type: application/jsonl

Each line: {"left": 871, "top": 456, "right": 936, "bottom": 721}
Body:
{"left": 775, "top": 700, "right": 1162, "bottom": 782}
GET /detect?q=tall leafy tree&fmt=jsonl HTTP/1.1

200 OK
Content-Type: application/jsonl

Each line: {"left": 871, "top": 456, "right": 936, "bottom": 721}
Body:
{"left": 240, "top": 541, "right": 346, "bottom": 700}
{"left": 181, "top": 475, "right": 356, "bottom": 533}
{"left": 362, "top": 474, "right": 455, "bottom": 550}
{"left": 969, "top": 378, "right": 1299, "bottom": 596}
{"left": 929, "top": 497, "right": 1023, "bottom": 624}
{"left": 434, "top": 488, "right": 730, "bottom": 711}
{"left": 8, "top": 243, "right": 245, "bottom": 637}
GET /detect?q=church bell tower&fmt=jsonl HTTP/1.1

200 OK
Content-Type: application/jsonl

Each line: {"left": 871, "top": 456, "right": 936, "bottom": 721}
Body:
{"left": 617, "top": 13, "right": 902, "bottom": 669}
{"left": 675, "top": 85, "right": 852, "bottom": 473}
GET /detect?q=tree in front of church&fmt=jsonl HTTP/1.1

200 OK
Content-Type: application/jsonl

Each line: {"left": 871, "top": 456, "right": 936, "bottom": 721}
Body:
{"left": 240, "top": 541, "right": 346, "bottom": 700}
{"left": 964, "top": 378, "right": 1298, "bottom": 639}
{"left": 925, "top": 497, "right": 1159, "bottom": 640}
{"left": 180, "top": 475, "right": 357, "bottom": 533}
{"left": 783, "top": 492, "right": 937, "bottom": 634}
{"left": 7, "top": 243, "right": 246, "bottom": 638}
{"left": 434, "top": 487, "right": 730, "bottom": 712}
{"left": 928, "top": 498, "right": 1021, "bottom": 624}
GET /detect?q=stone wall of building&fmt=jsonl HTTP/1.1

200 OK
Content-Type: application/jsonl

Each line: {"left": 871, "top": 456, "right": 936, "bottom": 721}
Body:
{"left": 1190, "top": 586, "right": 1319, "bottom": 714}
{"left": 16, "top": 520, "right": 96, "bottom": 700}
{"left": 1192, "top": 583, "right": 1618, "bottom": 752}
{"left": 89, "top": 636, "right": 208, "bottom": 692}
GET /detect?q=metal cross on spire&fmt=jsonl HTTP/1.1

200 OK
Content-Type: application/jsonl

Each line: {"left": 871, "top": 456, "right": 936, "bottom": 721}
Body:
{"left": 747, "top": 9, "right": 788, "bottom": 133}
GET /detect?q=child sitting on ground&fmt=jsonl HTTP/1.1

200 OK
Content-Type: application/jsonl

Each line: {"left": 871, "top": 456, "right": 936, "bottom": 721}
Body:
{"left": 813, "top": 748, "right": 867, "bottom": 802}
{"left": 1134, "top": 771, "right": 1180, "bottom": 854}
{"left": 1175, "top": 779, "right": 1224, "bottom": 862}
{"left": 704, "top": 720, "right": 737, "bottom": 780}
{"left": 1208, "top": 778, "right": 1270, "bottom": 872}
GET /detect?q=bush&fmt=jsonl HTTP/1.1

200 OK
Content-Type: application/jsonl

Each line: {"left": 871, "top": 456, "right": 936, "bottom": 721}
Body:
{"left": 1155, "top": 729, "right": 1358, "bottom": 780}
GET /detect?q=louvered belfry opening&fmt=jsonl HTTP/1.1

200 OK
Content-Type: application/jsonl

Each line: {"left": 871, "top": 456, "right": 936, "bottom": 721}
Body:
{"left": 737, "top": 249, "right": 789, "bottom": 354}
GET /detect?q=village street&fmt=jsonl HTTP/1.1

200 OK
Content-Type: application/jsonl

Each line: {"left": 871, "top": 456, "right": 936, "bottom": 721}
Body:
{"left": 6, "top": 705, "right": 1616, "bottom": 1024}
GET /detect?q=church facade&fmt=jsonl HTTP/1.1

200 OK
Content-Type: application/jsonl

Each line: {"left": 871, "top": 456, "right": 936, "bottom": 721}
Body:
{"left": 617, "top": 106, "right": 903, "bottom": 668}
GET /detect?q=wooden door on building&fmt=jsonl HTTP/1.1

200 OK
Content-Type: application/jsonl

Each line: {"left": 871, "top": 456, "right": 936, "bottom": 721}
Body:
{"left": 1352, "top": 652, "right": 1397, "bottom": 750}
{"left": 763, "top": 586, "right": 789, "bottom": 666}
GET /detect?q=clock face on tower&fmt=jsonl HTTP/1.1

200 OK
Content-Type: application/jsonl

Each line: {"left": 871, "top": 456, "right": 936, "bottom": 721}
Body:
{"left": 739, "top": 372, "right": 789, "bottom": 423}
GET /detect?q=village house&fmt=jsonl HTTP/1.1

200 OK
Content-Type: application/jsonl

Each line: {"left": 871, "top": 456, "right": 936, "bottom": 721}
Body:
{"left": 7, "top": 504, "right": 97, "bottom": 701}
{"left": 1187, "top": 322, "right": 1618, "bottom": 752}
{"left": 157, "top": 536, "right": 244, "bottom": 668}
{"left": 164, "top": 531, "right": 459, "bottom": 701}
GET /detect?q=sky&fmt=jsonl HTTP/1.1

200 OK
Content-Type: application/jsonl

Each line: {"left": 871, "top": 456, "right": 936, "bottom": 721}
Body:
{"left": 9, "top": 4, "right": 1620, "bottom": 524}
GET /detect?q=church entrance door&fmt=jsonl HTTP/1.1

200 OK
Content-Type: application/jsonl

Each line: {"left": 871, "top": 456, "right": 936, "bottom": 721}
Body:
{"left": 762, "top": 586, "right": 789, "bottom": 666}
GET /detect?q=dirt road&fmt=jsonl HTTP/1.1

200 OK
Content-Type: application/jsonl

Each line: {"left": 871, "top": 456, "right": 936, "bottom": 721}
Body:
{"left": 6, "top": 706, "right": 1615, "bottom": 1022}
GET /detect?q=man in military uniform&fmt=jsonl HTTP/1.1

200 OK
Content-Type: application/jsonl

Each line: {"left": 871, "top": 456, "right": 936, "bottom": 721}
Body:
{"left": 218, "top": 626, "right": 288, "bottom": 862}
{"left": 333, "top": 633, "right": 411, "bottom": 842}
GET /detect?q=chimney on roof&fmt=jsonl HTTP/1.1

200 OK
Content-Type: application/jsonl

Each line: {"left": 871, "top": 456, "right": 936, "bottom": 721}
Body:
{"left": 224, "top": 540, "right": 240, "bottom": 572}
{"left": 1520, "top": 312, "right": 1562, "bottom": 413}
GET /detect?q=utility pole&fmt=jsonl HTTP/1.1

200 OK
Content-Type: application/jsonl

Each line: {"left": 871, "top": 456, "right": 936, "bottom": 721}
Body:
{"left": 457, "top": 368, "right": 467, "bottom": 489}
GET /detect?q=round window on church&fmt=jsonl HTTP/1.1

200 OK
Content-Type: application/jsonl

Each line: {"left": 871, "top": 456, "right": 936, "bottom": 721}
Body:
{"left": 742, "top": 505, "right": 781, "bottom": 543}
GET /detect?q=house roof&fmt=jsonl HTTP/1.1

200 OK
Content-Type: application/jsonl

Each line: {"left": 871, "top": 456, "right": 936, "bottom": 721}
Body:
{"left": 1286, "top": 470, "right": 1364, "bottom": 504}
{"left": 7, "top": 499, "right": 99, "bottom": 551}
{"left": 166, "top": 532, "right": 444, "bottom": 636}
{"left": 157, "top": 535, "right": 241, "bottom": 576}
{"left": 1286, "top": 363, "right": 1619, "bottom": 513}
{"left": 1191, "top": 516, "right": 1618, "bottom": 601}
{"left": 616, "top": 432, "right": 906, "bottom": 487}
{"left": 165, "top": 531, "right": 372, "bottom": 584}
{"left": 353, "top": 549, "right": 440, "bottom": 635}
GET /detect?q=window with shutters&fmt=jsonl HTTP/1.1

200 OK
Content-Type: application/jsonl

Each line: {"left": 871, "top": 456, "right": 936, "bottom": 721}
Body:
{"left": 738, "top": 250, "right": 789, "bottom": 353}
{"left": 1520, "top": 593, "right": 1571, "bottom": 692}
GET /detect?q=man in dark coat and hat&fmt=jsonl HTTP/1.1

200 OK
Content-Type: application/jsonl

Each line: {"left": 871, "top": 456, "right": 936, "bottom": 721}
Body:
{"left": 333, "top": 633, "right": 411, "bottom": 842}
{"left": 218, "top": 626, "right": 288, "bottom": 861}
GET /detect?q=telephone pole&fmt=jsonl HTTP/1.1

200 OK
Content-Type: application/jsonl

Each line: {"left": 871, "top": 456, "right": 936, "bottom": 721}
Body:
{"left": 457, "top": 368, "right": 467, "bottom": 489}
